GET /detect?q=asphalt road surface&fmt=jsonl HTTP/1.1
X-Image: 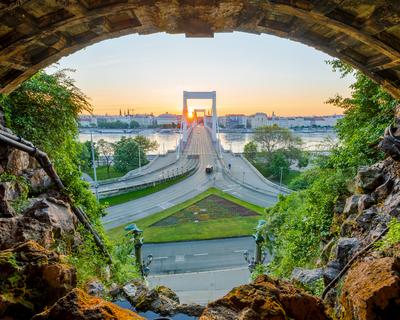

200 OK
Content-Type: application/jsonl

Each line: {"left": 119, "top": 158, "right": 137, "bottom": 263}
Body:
{"left": 103, "top": 126, "right": 281, "bottom": 229}
{"left": 142, "top": 236, "right": 270, "bottom": 275}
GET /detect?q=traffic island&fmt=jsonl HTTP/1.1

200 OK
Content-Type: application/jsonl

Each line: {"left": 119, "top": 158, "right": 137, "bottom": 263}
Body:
{"left": 107, "top": 188, "right": 264, "bottom": 243}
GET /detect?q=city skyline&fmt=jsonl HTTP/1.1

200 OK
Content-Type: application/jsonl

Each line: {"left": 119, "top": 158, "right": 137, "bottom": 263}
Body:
{"left": 84, "top": 110, "right": 342, "bottom": 117}
{"left": 52, "top": 32, "right": 355, "bottom": 116}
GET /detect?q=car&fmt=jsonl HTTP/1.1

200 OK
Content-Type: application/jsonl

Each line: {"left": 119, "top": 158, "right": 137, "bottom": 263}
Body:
{"left": 205, "top": 165, "right": 213, "bottom": 174}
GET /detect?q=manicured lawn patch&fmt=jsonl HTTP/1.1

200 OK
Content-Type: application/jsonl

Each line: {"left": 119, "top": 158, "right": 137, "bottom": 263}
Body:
{"left": 83, "top": 165, "right": 125, "bottom": 181}
{"left": 100, "top": 174, "right": 189, "bottom": 206}
{"left": 152, "top": 194, "right": 258, "bottom": 227}
{"left": 107, "top": 188, "right": 265, "bottom": 243}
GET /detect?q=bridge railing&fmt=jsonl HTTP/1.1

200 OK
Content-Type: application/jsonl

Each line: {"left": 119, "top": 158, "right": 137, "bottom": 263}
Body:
{"left": 96, "top": 159, "right": 200, "bottom": 199}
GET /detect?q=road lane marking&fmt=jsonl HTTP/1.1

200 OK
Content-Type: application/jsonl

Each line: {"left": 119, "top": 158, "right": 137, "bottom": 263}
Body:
{"left": 234, "top": 250, "right": 247, "bottom": 253}
{"left": 222, "top": 187, "right": 235, "bottom": 192}
{"left": 193, "top": 253, "right": 208, "bottom": 256}
{"left": 175, "top": 255, "right": 185, "bottom": 262}
{"left": 159, "top": 201, "right": 174, "bottom": 209}
{"left": 154, "top": 256, "right": 168, "bottom": 260}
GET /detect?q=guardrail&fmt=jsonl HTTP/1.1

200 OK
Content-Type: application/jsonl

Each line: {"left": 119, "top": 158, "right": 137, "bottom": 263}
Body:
{"left": 97, "top": 160, "right": 199, "bottom": 199}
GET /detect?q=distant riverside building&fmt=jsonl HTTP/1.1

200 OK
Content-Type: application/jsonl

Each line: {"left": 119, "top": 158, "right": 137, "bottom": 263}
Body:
{"left": 248, "top": 112, "right": 268, "bottom": 129}
{"left": 131, "top": 114, "right": 155, "bottom": 127}
{"left": 156, "top": 113, "right": 180, "bottom": 126}
{"left": 78, "top": 115, "right": 97, "bottom": 127}
{"left": 78, "top": 114, "right": 156, "bottom": 128}
{"left": 230, "top": 114, "right": 343, "bottom": 130}
{"left": 221, "top": 114, "right": 247, "bottom": 129}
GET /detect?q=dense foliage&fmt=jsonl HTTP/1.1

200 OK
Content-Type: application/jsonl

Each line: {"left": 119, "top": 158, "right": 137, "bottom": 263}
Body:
{"left": 244, "top": 125, "right": 307, "bottom": 181}
{"left": 79, "top": 140, "right": 99, "bottom": 169}
{"left": 113, "top": 137, "right": 149, "bottom": 173}
{"left": 263, "top": 60, "right": 397, "bottom": 278}
{"left": 326, "top": 59, "right": 396, "bottom": 169}
{"left": 1, "top": 70, "right": 138, "bottom": 285}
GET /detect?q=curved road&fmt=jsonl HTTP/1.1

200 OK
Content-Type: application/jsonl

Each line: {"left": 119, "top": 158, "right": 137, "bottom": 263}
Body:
{"left": 103, "top": 126, "right": 282, "bottom": 230}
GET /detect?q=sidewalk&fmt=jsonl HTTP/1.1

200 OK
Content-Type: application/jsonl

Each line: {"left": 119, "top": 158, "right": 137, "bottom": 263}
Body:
{"left": 222, "top": 151, "right": 287, "bottom": 195}
{"left": 148, "top": 267, "right": 250, "bottom": 305}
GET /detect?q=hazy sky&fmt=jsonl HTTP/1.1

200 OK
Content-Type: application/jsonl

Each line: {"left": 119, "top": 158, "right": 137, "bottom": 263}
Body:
{"left": 51, "top": 32, "right": 354, "bottom": 116}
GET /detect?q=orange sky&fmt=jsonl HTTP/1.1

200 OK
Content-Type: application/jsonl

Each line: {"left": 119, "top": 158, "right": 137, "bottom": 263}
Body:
{"left": 54, "top": 32, "right": 354, "bottom": 116}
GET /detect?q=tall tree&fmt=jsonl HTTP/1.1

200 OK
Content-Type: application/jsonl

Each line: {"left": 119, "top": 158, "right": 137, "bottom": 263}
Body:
{"left": 97, "top": 139, "right": 115, "bottom": 177}
{"left": 132, "top": 135, "right": 158, "bottom": 153}
{"left": 113, "top": 137, "right": 148, "bottom": 173}
{"left": 254, "top": 125, "right": 301, "bottom": 155}
{"left": 243, "top": 141, "right": 258, "bottom": 163}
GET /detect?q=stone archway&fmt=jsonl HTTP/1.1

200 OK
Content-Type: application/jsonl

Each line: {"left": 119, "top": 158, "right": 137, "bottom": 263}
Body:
{"left": 1, "top": 1, "right": 400, "bottom": 98}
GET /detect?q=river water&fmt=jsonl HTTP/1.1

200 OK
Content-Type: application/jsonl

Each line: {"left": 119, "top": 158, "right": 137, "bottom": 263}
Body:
{"left": 79, "top": 130, "right": 337, "bottom": 155}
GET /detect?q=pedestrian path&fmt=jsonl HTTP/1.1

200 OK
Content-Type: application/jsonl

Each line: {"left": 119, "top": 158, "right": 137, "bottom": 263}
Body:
{"left": 148, "top": 267, "right": 249, "bottom": 305}
{"left": 221, "top": 151, "right": 290, "bottom": 195}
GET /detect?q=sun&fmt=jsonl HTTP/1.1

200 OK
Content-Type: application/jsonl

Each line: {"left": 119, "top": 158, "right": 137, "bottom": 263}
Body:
{"left": 188, "top": 111, "right": 193, "bottom": 119}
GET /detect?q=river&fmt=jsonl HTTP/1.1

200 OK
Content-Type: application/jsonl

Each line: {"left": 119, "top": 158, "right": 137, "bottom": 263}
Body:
{"left": 79, "top": 130, "right": 337, "bottom": 155}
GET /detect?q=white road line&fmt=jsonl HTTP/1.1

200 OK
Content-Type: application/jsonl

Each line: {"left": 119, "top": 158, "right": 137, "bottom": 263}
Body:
{"left": 234, "top": 250, "right": 247, "bottom": 253}
{"left": 175, "top": 255, "right": 185, "bottom": 262}
{"left": 193, "top": 253, "right": 209, "bottom": 256}
{"left": 222, "top": 187, "right": 233, "bottom": 191}
{"left": 159, "top": 201, "right": 174, "bottom": 209}
{"left": 154, "top": 256, "right": 168, "bottom": 260}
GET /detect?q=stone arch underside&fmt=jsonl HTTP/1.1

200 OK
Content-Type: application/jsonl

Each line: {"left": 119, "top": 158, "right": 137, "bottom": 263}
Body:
{"left": 1, "top": 1, "right": 400, "bottom": 98}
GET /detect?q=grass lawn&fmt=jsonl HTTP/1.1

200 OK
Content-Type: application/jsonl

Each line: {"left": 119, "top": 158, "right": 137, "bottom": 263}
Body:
{"left": 83, "top": 165, "right": 125, "bottom": 181}
{"left": 107, "top": 188, "right": 265, "bottom": 243}
{"left": 100, "top": 174, "right": 190, "bottom": 206}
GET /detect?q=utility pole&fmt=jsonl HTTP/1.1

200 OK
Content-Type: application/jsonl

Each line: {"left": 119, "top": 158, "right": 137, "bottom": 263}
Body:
{"left": 90, "top": 130, "right": 99, "bottom": 201}
{"left": 279, "top": 167, "right": 283, "bottom": 191}
{"left": 138, "top": 143, "right": 141, "bottom": 172}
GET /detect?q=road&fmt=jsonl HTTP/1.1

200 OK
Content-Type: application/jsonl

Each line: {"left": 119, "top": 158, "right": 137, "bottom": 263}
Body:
{"left": 143, "top": 236, "right": 269, "bottom": 304}
{"left": 142, "top": 236, "right": 268, "bottom": 274}
{"left": 103, "top": 126, "right": 281, "bottom": 229}
{"left": 94, "top": 151, "right": 198, "bottom": 197}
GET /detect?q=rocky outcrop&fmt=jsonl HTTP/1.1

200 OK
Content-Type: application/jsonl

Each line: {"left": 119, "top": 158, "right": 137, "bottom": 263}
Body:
{"left": 23, "top": 197, "right": 78, "bottom": 238}
{"left": 0, "top": 197, "right": 79, "bottom": 251}
{"left": 123, "top": 280, "right": 205, "bottom": 317}
{"left": 85, "top": 279, "right": 106, "bottom": 298}
{"left": 340, "top": 257, "right": 400, "bottom": 320}
{"left": 291, "top": 267, "right": 324, "bottom": 286}
{"left": 355, "top": 166, "right": 384, "bottom": 193}
{"left": 5, "top": 149, "right": 30, "bottom": 175}
{"left": 0, "top": 216, "right": 53, "bottom": 250}
{"left": 32, "top": 288, "right": 144, "bottom": 320}
{"left": 0, "top": 240, "right": 76, "bottom": 319}
{"left": 200, "top": 275, "right": 331, "bottom": 320}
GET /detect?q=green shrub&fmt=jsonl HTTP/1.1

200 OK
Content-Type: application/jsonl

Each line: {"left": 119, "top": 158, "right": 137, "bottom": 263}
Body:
{"left": 375, "top": 218, "right": 400, "bottom": 251}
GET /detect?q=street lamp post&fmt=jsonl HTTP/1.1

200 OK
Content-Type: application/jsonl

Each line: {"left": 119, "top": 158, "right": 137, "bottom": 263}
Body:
{"left": 243, "top": 220, "right": 267, "bottom": 273}
{"left": 125, "top": 224, "right": 153, "bottom": 278}
{"left": 90, "top": 130, "right": 99, "bottom": 201}
{"left": 279, "top": 167, "right": 283, "bottom": 190}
